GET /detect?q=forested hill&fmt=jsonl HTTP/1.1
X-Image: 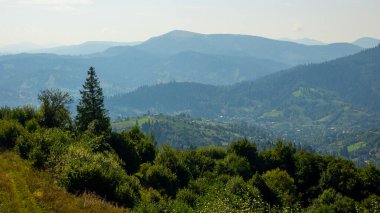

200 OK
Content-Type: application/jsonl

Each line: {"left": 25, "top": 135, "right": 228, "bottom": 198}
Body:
{"left": 110, "top": 44, "right": 380, "bottom": 115}
{"left": 235, "top": 44, "right": 380, "bottom": 114}
{"left": 112, "top": 114, "right": 276, "bottom": 149}
{"left": 108, "top": 45, "right": 380, "bottom": 137}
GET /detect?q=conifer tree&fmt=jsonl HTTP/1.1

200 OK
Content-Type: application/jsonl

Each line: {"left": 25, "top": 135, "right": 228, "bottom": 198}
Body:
{"left": 76, "top": 66, "right": 110, "bottom": 134}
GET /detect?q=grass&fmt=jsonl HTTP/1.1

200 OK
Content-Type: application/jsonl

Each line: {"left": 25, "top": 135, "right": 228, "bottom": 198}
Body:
{"left": 0, "top": 151, "right": 128, "bottom": 213}
{"left": 347, "top": 141, "right": 367, "bottom": 152}
{"left": 260, "top": 110, "right": 283, "bottom": 118}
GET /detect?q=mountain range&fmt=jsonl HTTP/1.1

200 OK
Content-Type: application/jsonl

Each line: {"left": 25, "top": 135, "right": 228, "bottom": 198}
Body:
{"left": 107, "top": 44, "right": 380, "bottom": 143}
{"left": 0, "top": 30, "right": 365, "bottom": 106}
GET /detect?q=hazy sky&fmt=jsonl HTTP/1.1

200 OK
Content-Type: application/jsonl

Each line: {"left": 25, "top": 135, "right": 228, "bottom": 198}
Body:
{"left": 1, "top": 0, "right": 380, "bottom": 47}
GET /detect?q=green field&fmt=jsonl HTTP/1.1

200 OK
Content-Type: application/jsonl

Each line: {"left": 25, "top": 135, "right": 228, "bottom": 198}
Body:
{"left": 347, "top": 141, "right": 367, "bottom": 152}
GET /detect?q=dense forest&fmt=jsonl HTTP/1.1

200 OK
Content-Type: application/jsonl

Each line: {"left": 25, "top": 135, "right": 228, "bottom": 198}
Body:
{"left": 1, "top": 67, "right": 379, "bottom": 212}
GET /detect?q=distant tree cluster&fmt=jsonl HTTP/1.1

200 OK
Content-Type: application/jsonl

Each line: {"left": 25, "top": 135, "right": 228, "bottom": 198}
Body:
{"left": 0, "top": 66, "right": 379, "bottom": 212}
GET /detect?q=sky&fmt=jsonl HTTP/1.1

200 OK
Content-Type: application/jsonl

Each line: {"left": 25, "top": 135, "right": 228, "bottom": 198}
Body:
{"left": 1, "top": 0, "right": 380, "bottom": 47}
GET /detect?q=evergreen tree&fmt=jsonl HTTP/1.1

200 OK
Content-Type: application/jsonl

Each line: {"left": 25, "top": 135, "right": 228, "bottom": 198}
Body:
{"left": 76, "top": 66, "right": 110, "bottom": 134}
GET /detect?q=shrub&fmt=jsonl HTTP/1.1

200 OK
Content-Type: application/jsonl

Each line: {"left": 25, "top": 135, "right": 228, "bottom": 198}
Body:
{"left": 262, "top": 168, "right": 297, "bottom": 206}
{"left": 0, "top": 120, "right": 26, "bottom": 149}
{"left": 115, "top": 175, "right": 141, "bottom": 207}
{"left": 176, "top": 188, "right": 197, "bottom": 207}
{"left": 25, "top": 118, "right": 39, "bottom": 132}
{"left": 155, "top": 145, "right": 191, "bottom": 187}
{"left": 15, "top": 128, "right": 73, "bottom": 169}
{"left": 215, "top": 153, "right": 251, "bottom": 179}
{"left": 143, "top": 164, "right": 178, "bottom": 197}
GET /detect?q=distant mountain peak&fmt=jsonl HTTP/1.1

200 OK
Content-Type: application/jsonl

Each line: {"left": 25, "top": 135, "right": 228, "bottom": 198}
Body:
{"left": 162, "top": 30, "right": 203, "bottom": 38}
{"left": 353, "top": 37, "right": 380, "bottom": 48}
{"left": 280, "top": 38, "right": 325, "bottom": 46}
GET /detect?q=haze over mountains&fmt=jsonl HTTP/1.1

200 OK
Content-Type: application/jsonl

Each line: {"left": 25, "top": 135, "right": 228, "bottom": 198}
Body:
{"left": 0, "top": 41, "right": 141, "bottom": 55}
{"left": 0, "top": 30, "right": 367, "bottom": 107}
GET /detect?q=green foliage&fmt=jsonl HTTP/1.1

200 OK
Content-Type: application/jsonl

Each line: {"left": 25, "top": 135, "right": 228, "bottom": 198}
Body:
{"left": 155, "top": 145, "right": 191, "bottom": 187}
{"left": 0, "top": 106, "right": 38, "bottom": 126}
{"left": 0, "top": 120, "right": 26, "bottom": 149}
{"left": 127, "top": 126, "right": 156, "bottom": 163}
{"left": 294, "top": 152, "right": 325, "bottom": 205}
{"left": 14, "top": 128, "right": 72, "bottom": 169}
{"left": 25, "top": 118, "right": 39, "bottom": 132}
{"left": 228, "top": 139, "right": 258, "bottom": 171}
{"left": 181, "top": 151, "right": 215, "bottom": 179}
{"left": 320, "top": 158, "right": 362, "bottom": 199}
{"left": 262, "top": 168, "right": 297, "bottom": 206}
{"left": 196, "top": 146, "right": 227, "bottom": 159}
{"left": 176, "top": 188, "right": 197, "bottom": 207}
{"left": 259, "top": 140, "right": 296, "bottom": 174}
{"left": 57, "top": 144, "right": 140, "bottom": 207}
{"left": 109, "top": 132, "right": 142, "bottom": 173}
{"left": 1, "top": 102, "right": 380, "bottom": 211}
{"left": 142, "top": 164, "right": 178, "bottom": 197}
{"left": 360, "top": 195, "right": 380, "bottom": 212}
{"left": 215, "top": 153, "right": 251, "bottom": 179}
{"left": 113, "top": 114, "right": 274, "bottom": 149}
{"left": 78, "top": 133, "right": 111, "bottom": 153}
{"left": 76, "top": 66, "right": 110, "bottom": 135}
{"left": 360, "top": 164, "right": 380, "bottom": 196}
{"left": 308, "top": 189, "right": 358, "bottom": 213}
{"left": 249, "top": 173, "right": 280, "bottom": 205}
{"left": 193, "top": 176, "right": 266, "bottom": 212}
{"left": 38, "top": 89, "right": 73, "bottom": 129}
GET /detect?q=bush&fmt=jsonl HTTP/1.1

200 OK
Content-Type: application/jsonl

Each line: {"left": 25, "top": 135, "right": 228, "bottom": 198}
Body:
{"left": 194, "top": 176, "right": 266, "bottom": 212}
{"left": 215, "top": 153, "right": 251, "bottom": 179}
{"left": 0, "top": 106, "right": 38, "bottom": 126}
{"left": 0, "top": 120, "right": 26, "bottom": 149}
{"left": 262, "top": 168, "right": 297, "bottom": 206}
{"left": 143, "top": 164, "right": 178, "bottom": 197}
{"left": 155, "top": 145, "right": 191, "bottom": 187}
{"left": 249, "top": 173, "right": 280, "bottom": 205}
{"left": 58, "top": 144, "right": 140, "bottom": 207}
{"left": 133, "top": 188, "right": 166, "bottom": 212}
{"left": 361, "top": 195, "right": 380, "bottom": 212}
{"left": 115, "top": 175, "right": 141, "bottom": 207}
{"left": 109, "top": 132, "right": 140, "bottom": 173}
{"left": 25, "top": 118, "right": 39, "bottom": 132}
{"left": 228, "top": 139, "right": 258, "bottom": 169}
{"left": 15, "top": 128, "right": 73, "bottom": 169}
{"left": 176, "top": 188, "right": 197, "bottom": 207}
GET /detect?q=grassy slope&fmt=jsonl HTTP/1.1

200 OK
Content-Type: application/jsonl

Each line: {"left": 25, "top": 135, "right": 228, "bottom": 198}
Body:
{"left": 0, "top": 151, "right": 128, "bottom": 213}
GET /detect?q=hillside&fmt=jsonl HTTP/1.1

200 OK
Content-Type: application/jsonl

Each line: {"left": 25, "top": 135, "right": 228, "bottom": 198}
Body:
{"left": 0, "top": 151, "right": 126, "bottom": 212}
{"left": 108, "top": 45, "right": 380, "bottom": 148}
{"left": 0, "top": 30, "right": 362, "bottom": 107}
{"left": 112, "top": 114, "right": 275, "bottom": 149}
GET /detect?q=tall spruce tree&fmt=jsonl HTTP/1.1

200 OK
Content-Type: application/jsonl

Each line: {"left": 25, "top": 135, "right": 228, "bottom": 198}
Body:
{"left": 76, "top": 66, "right": 110, "bottom": 134}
